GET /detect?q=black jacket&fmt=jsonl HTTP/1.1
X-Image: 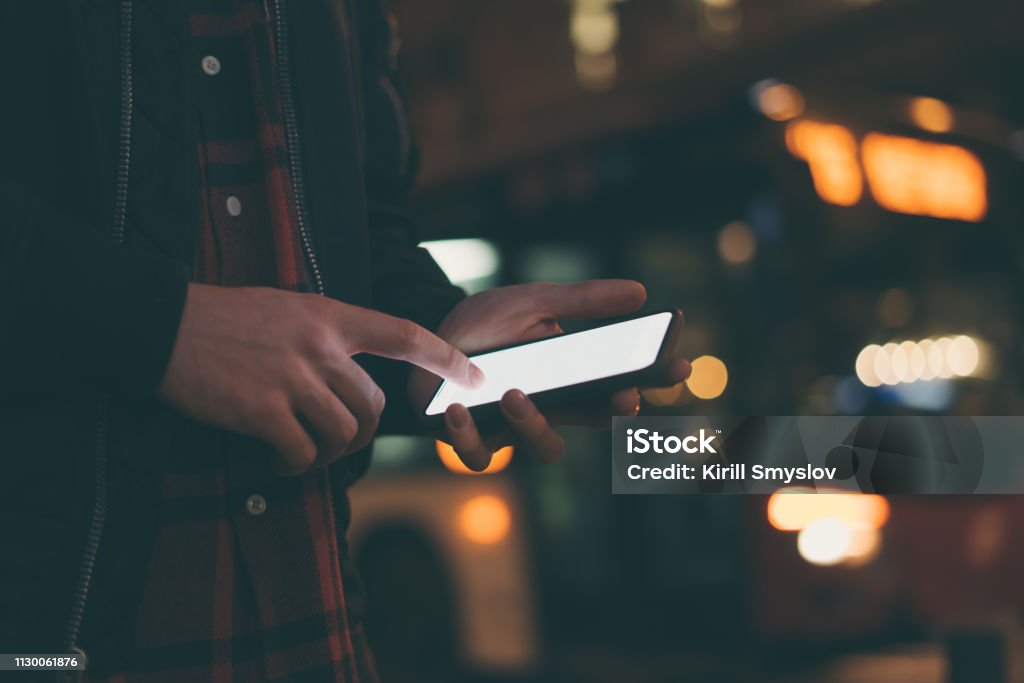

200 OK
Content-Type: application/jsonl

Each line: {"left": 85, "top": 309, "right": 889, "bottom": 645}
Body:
{"left": 0, "top": 0, "right": 464, "bottom": 659}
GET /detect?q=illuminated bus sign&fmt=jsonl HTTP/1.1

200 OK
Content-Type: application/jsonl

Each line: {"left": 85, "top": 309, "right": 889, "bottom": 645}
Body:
{"left": 785, "top": 120, "right": 987, "bottom": 222}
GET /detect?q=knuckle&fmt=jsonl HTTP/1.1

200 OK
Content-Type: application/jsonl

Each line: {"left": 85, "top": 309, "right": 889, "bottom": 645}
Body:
{"left": 338, "top": 413, "right": 359, "bottom": 446}
{"left": 370, "top": 387, "right": 386, "bottom": 417}
{"left": 397, "top": 320, "right": 424, "bottom": 352}
{"left": 295, "top": 440, "right": 318, "bottom": 467}
{"left": 302, "top": 324, "right": 335, "bottom": 360}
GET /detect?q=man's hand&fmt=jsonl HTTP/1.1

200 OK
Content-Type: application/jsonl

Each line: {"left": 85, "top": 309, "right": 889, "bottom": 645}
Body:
{"left": 411, "top": 280, "right": 691, "bottom": 471}
{"left": 158, "top": 284, "right": 482, "bottom": 475}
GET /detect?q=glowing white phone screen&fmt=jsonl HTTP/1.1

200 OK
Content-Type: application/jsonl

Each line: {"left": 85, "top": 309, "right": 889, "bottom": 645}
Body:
{"left": 425, "top": 312, "right": 673, "bottom": 416}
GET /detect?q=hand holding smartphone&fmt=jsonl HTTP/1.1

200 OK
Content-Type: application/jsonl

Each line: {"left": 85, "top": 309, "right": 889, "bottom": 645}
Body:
{"left": 422, "top": 309, "right": 683, "bottom": 430}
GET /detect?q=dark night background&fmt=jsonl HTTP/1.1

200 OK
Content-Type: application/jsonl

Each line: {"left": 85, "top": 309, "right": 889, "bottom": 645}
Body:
{"left": 345, "top": 1, "right": 1024, "bottom": 681}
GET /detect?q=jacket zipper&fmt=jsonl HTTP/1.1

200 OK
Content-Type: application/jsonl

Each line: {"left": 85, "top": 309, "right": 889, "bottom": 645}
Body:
{"left": 63, "top": 0, "right": 134, "bottom": 668}
{"left": 271, "top": 0, "right": 326, "bottom": 297}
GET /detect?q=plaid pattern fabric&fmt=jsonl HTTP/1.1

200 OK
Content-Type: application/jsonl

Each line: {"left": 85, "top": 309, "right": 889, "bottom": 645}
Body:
{"left": 89, "top": 1, "right": 376, "bottom": 680}
{"left": 192, "top": 0, "right": 307, "bottom": 290}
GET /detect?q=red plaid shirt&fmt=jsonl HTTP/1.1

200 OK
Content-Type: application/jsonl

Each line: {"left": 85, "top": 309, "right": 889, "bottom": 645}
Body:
{"left": 92, "top": 1, "right": 377, "bottom": 680}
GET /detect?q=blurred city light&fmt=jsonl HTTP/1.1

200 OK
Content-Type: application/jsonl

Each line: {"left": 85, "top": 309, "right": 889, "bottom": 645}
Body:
{"left": 861, "top": 133, "right": 987, "bottom": 222}
{"left": 797, "top": 517, "right": 853, "bottom": 567}
{"left": 437, "top": 440, "right": 514, "bottom": 476}
{"left": 890, "top": 378, "right": 955, "bottom": 411}
{"left": 843, "top": 526, "right": 883, "bottom": 567}
{"left": 686, "top": 355, "right": 728, "bottom": 399}
{"left": 571, "top": 5, "right": 619, "bottom": 54}
{"left": 856, "top": 335, "right": 985, "bottom": 387}
{"left": 769, "top": 490, "right": 889, "bottom": 567}
{"left": 717, "top": 220, "right": 757, "bottom": 265}
{"left": 641, "top": 382, "right": 685, "bottom": 407}
{"left": 909, "top": 96, "right": 954, "bottom": 133}
{"left": 785, "top": 120, "right": 863, "bottom": 206}
{"left": 575, "top": 53, "right": 618, "bottom": 93}
{"left": 519, "top": 243, "right": 601, "bottom": 283}
{"left": 458, "top": 494, "right": 512, "bottom": 545}
{"left": 422, "top": 238, "right": 501, "bottom": 286}
{"left": 833, "top": 375, "right": 869, "bottom": 414}
{"left": 876, "top": 287, "right": 914, "bottom": 328}
{"left": 698, "top": 0, "right": 743, "bottom": 44}
{"left": 947, "top": 334, "right": 981, "bottom": 377}
{"left": 571, "top": 0, "right": 621, "bottom": 91}
{"left": 767, "top": 490, "right": 890, "bottom": 532}
{"left": 785, "top": 121, "right": 987, "bottom": 221}
{"left": 751, "top": 80, "right": 805, "bottom": 122}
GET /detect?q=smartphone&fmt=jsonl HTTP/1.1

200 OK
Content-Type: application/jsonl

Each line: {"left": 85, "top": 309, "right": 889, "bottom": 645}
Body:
{"left": 422, "top": 309, "right": 683, "bottom": 430}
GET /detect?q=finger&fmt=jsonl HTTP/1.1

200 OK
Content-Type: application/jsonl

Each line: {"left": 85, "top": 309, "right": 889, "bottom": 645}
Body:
{"left": 610, "top": 388, "right": 642, "bottom": 417}
{"left": 533, "top": 279, "right": 647, "bottom": 320}
{"left": 325, "top": 358, "right": 386, "bottom": 454}
{"left": 443, "top": 404, "right": 493, "bottom": 472}
{"left": 294, "top": 387, "right": 358, "bottom": 468}
{"left": 346, "top": 309, "right": 483, "bottom": 388}
{"left": 666, "top": 357, "right": 692, "bottom": 384}
{"left": 636, "top": 357, "right": 693, "bottom": 390}
{"left": 500, "top": 390, "right": 565, "bottom": 464}
{"left": 257, "top": 407, "right": 318, "bottom": 476}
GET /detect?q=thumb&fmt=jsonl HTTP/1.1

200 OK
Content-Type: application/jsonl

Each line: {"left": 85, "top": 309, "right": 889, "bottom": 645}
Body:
{"left": 535, "top": 279, "right": 647, "bottom": 320}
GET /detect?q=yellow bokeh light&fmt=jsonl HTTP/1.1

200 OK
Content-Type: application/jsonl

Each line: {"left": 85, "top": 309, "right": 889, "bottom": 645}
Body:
{"left": 641, "top": 382, "right": 685, "bottom": 407}
{"left": 436, "top": 441, "right": 514, "bottom": 476}
{"left": 856, "top": 335, "right": 986, "bottom": 387}
{"left": 861, "top": 133, "right": 986, "bottom": 222}
{"left": 909, "top": 96, "right": 954, "bottom": 134}
{"left": 797, "top": 517, "right": 852, "bottom": 567}
{"left": 874, "top": 342, "right": 899, "bottom": 386}
{"left": 785, "top": 120, "right": 863, "bottom": 206}
{"left": 717, "top": 221, "right": 757, "bottom": 264}
{"left": 917, "top": 339, "right": 937, "bottom": 381}
{"left": 458, "top": 495, "right": 512, "bottom": 545}
{"left": 686, "top": 355, "right": 728, "bottom": 400}
{"left": 947, "top": 335, "right": 980, "bottom": 377}
{"left": 855, "top": 344, "right": 882, "bottom": 387}
{"left": 930, "top": 336, "right": 955, "bottom": 379}
{"left": 843, "top": 526, "right": 883, "bottom": 567}
{"left": 571, "top": 9, "right": 619, "bottom": 55}
{"left": 758, "top": 83, "right": 805, "bottom": 122}
{"left": 767, "top": 489, "right": 890, "bottom": 532}
{"left": 906, "top": 341, "right": 926, "bottom": 382}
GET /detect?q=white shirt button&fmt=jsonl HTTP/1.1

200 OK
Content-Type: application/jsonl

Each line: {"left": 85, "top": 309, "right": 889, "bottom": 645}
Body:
{"left": 245, "top": 494, "right": 267, "bottom": 516}
{"left": 226, "top": 196, "right": 242, "bottom": 216}
{"left": 201, "top": 55, "right": 221, "bottom": 76}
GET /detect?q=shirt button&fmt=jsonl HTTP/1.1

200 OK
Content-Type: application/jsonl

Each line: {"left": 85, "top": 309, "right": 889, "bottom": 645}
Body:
{"left": 226, "top": 195, "right": 242, "bottom": 216}
{"left": 245, "top": 494, "right": 267, "bottom": 516}
{"left": 201, "top": 55, "right": 221, "bottom": 76}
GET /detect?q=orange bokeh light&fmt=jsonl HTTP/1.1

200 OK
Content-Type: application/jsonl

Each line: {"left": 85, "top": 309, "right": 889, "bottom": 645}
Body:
{"left": 909, "top": 96, "right": 954, "bottom": 134}
{"left": 767, "top": 489, "right": 890, "bottom": 532}
{"left": 785, "top": 120, "right": 863, "bottom": 206}
{"left": 458, "top": 495, "right": 512, "bottom": 545}
{"left": 861, "top": 132, "right": 987, "bottom": 222}
{"left": 436, "top": 440, "right": 514, "bottom": 475}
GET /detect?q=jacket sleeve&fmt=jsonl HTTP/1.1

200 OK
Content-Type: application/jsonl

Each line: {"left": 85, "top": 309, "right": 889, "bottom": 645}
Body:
{"left": 0, "top": 182, "right": 190, "bottom": 400}
{"left": 0, "top": 6, "right": 189, "bottom": 401}
{"left": 358, "top": 1, "right": 467, "bottom": 433}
